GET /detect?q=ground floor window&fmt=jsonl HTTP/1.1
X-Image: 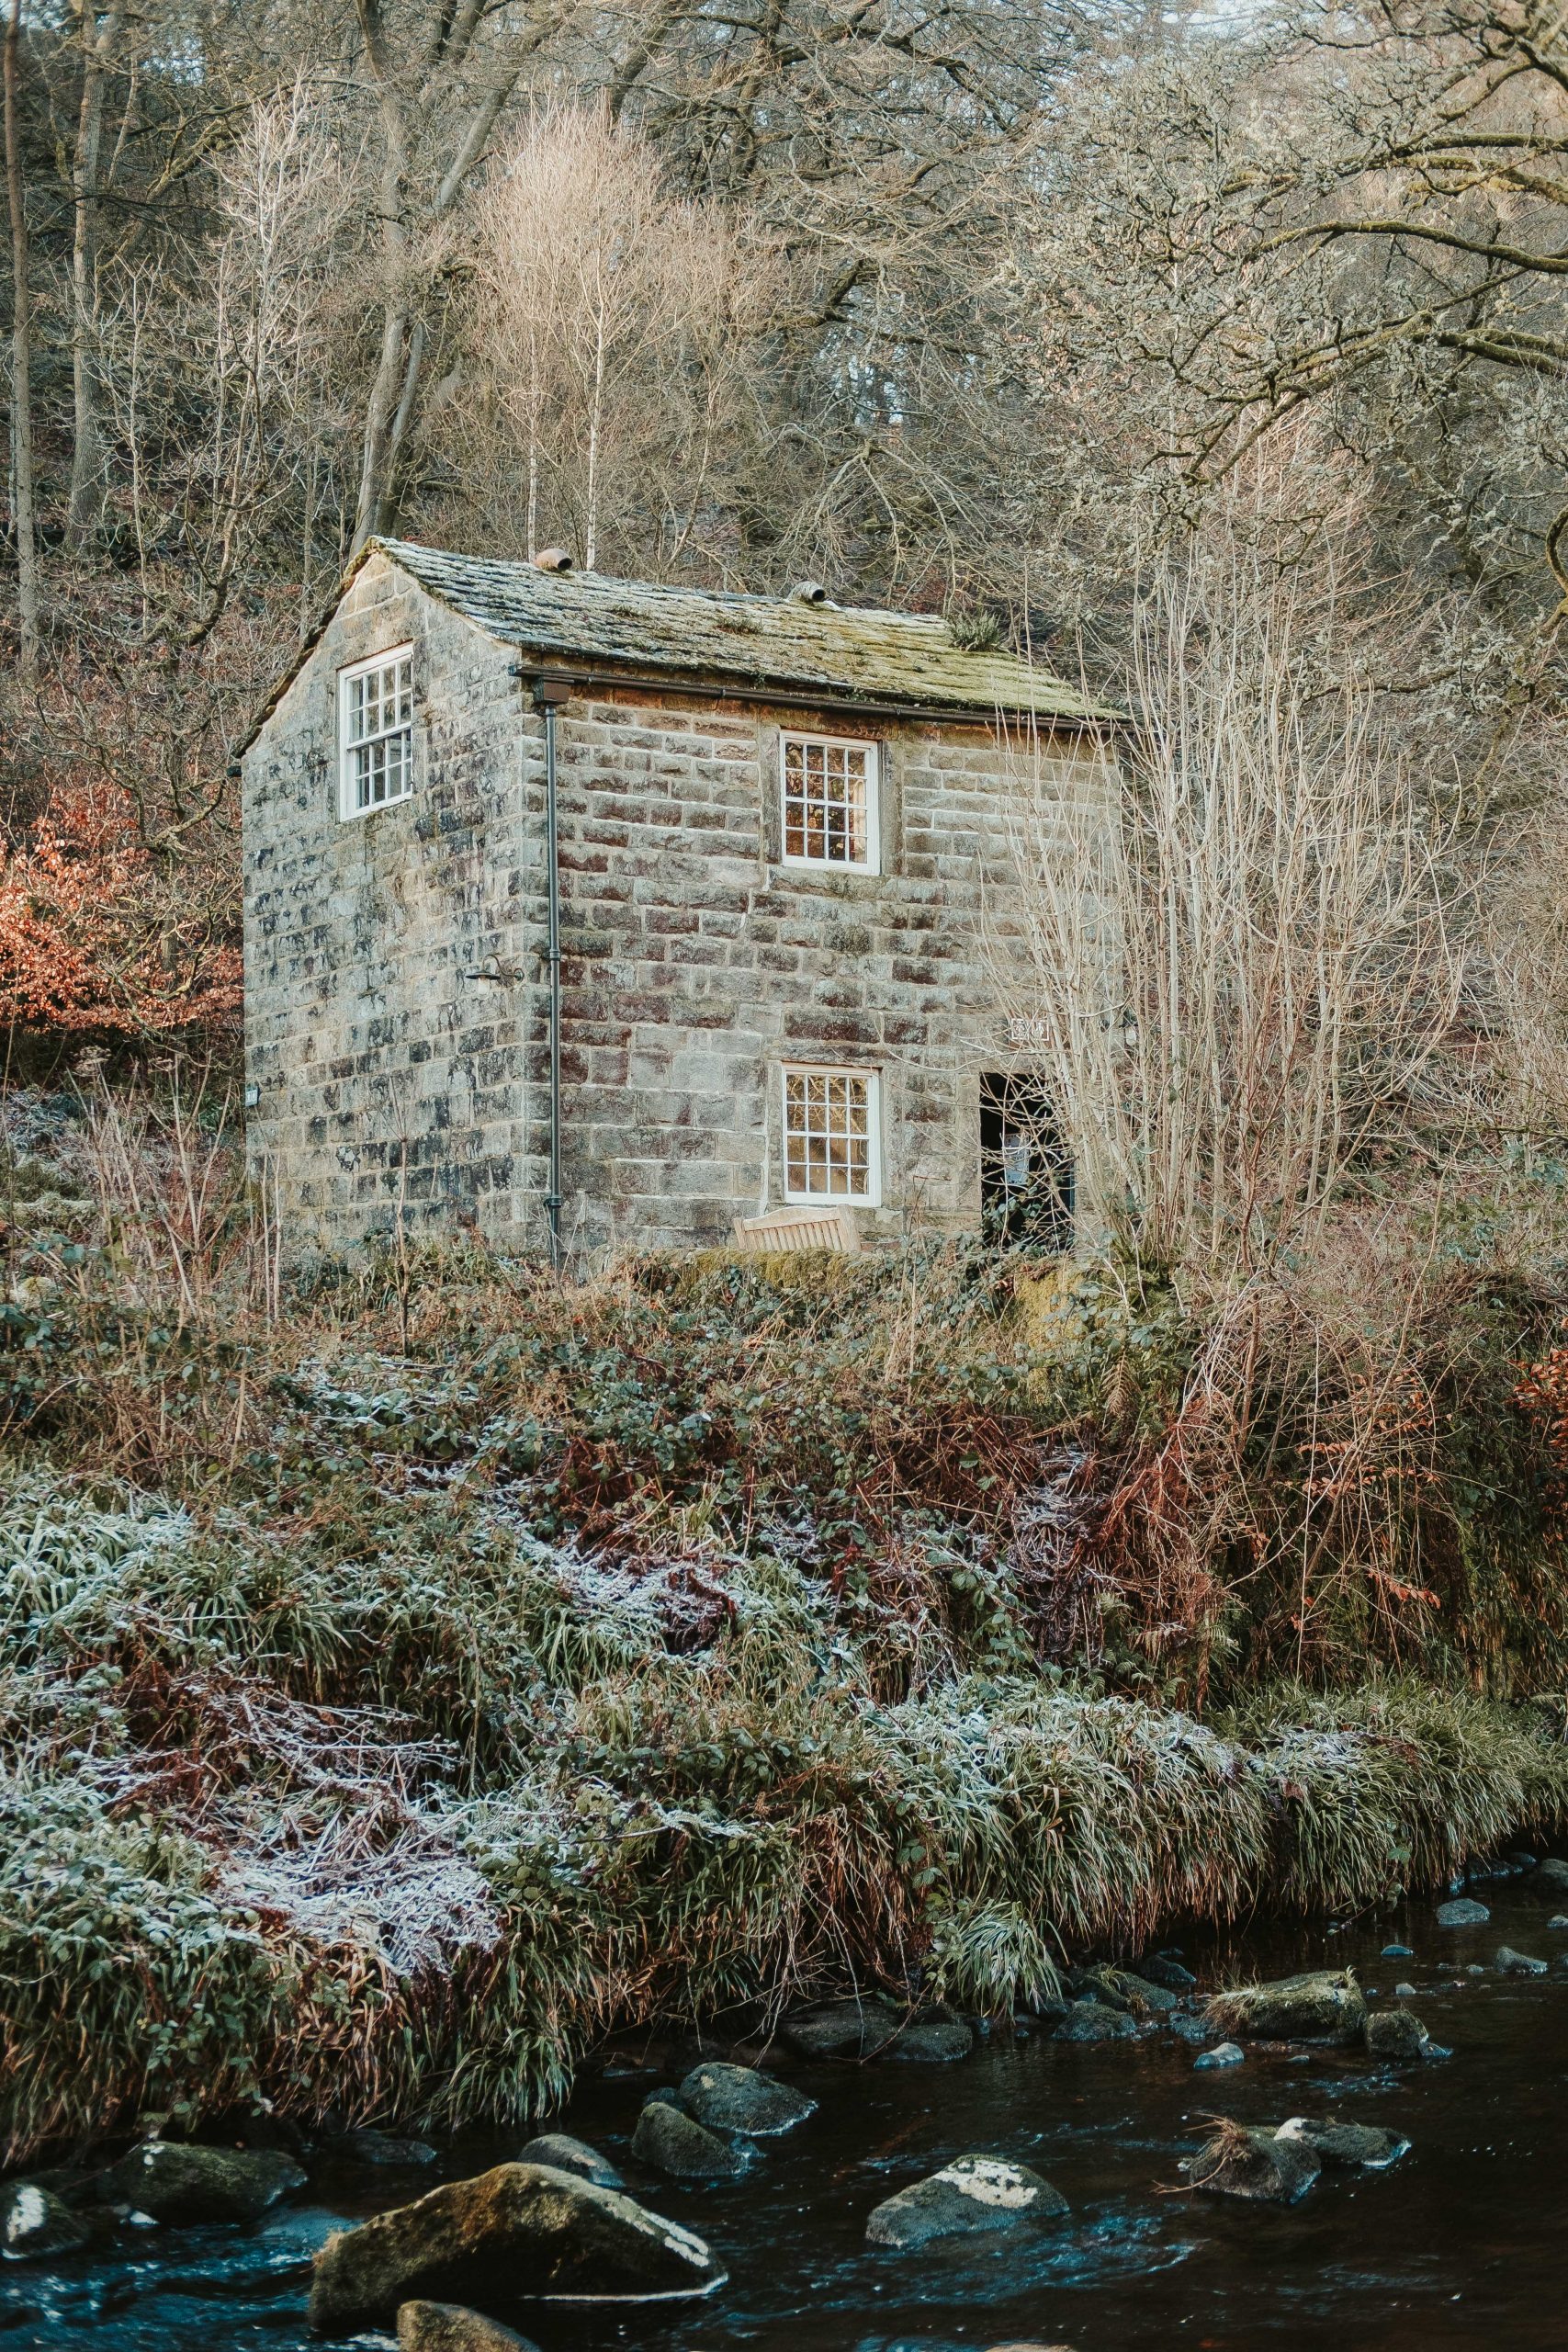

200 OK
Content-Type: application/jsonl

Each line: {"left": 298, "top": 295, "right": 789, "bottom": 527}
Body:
{"left": 980, "top": 1072, "right": 1073, "bottom": 1250}
{"left": 782, "top": 1065, "right": 880, "bottom": 1204}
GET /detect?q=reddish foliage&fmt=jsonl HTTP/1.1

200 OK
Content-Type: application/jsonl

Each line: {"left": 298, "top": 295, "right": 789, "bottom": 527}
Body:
{"left": 1516, "top": 1345, "right": 1568, "bottom": 1522}
{"left": 0, "top": 781, "right": 241, "bottom": 1037}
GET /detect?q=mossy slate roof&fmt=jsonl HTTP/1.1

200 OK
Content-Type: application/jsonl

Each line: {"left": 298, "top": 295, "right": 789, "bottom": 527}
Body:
{"left": 377, "top": 538, "right": 1106, "bottom": 725}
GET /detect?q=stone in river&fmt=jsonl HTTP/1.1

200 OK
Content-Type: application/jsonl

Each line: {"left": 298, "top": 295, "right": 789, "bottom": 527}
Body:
{"left": 780, "top": 1997, "right": 902, "bottom": 2060}
{"left": 677, "top": 2064, "right": 816, "bottom": 2136}
{"left": 1138, "top": 1954, "right": 1198, "bottom": 1991}
{"left": 1548, "top": 1915, "right": 1568, "bottom": 1930}
{"left": 865, "top": 2154, "right": 1067, "bottom": 2249}
{"left": 1530, "top": 1858, "right": 1568, "bottom": 1896}
{"left": 397, "top": 2302, "right": 541, "bottom": 2352}
{"left": 1436, "top": 1897, "right": 1490, "bottom": 1926}
{"left": 1382, "top": 1944, "right": 1415, "bottom": 1959}
{"left": 886, "top": 2017, "right": 975, "bottom": 2062}
{"left": 1054, "top": 1999, "right": 1134, "bottom": 2042}
{"left": 1363, "top": 2007, "right": 1435, "bottom": 2061}
{"left": 1, "top": 2181, "right": 90, "bottom": 2260}
{"left": 308, "top": 2162, "right": 726, "bottom": 2329}
{"left": 1275, "top": 2117, "right": 1410, "bottom": 2169}
{"left": 630, "top": 2100, "right": 747, "bottom": 2181}
{"left": 1393, "top": 1982, "right": 1418, "bottom": 1997}
{"left": 1495, "top": 1946, "right": 1550, "bottom": 1975}
{"left": 336, "top": 2129, "right": 439, "bottom": 2167}
{"left": 98, "top": 2142, "right": 307, "bottom": 2224}
{"left": 515, "top": 2135, "right": 622, "bottom": 2188}
{"left": 1206, "top": 1969, "right": 1365, "bottom": 2044}
{"left": 1193, "top": 2041, "right": 1244, "bottom": 2070}
{"left": 1190, "top": 2121, "right": 1320, "bottom": 2204}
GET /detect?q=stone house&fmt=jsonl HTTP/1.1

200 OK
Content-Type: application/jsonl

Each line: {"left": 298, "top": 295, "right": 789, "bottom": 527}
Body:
{"left": 240, "top": 538, "right": 1111, "bottom": 1261}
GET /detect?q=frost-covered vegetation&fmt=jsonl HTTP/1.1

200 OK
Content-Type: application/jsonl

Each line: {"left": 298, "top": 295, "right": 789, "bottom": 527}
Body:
{"left": 5, "top": 1086, "right": 1568, "bottom": 2167}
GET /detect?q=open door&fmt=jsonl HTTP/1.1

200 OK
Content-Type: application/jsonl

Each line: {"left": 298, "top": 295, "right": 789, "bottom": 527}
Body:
{"left": 979, "top": 1073, "right": 1073, "bottom": 1251}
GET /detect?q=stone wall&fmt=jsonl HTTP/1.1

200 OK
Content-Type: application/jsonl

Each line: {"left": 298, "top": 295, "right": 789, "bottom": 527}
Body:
{"left": 243, "top": 550, "right": 1105, "bottom": 1260}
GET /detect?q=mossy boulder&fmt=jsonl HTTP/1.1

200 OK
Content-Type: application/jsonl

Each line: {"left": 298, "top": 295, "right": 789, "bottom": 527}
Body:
{"left": 1189, "top": 2122, "right": 1320, "bottom": 2204}
{"left": 308, "top": 2163, "right": 727, "bottom": 2330}
{"left": 886, "top": 2017, "right": 975, "bottom": 2062}
{"left": 678, "top": 2064, "right": 815, "bottom": 2136}
{"left": 1275, "top": 2118, "right": 1410, "bottom": 2169}
{"left": 1055, "top": 2000, "right": 1134, "bottom": 2042}
{"left": 780, "top": 1997, "right": 902, "bottom": 2059}
{"left": 1363, "top": 2007, "right": 1433, "bottom": 2061}
{"left": 397, "top": 2302, "right": 541, "bottom": 2352}
{"left": 865, "top": 2155, "right": 1067, "bottom": 2249}
{"left": 99, "top": 2142, "right": 306, "bottom": 2224}
{"left": 630, "top": 2101, "right": 746, "bottom": 2181}
{"left": 515, "top": 2134, "right": 622, "bottom": 2188}
{"left": 1207, "top": 1969, "right": 1365, "bottom": 2044}
{"left": 1, "top": 2181, "right": 91, "bottom": 2260}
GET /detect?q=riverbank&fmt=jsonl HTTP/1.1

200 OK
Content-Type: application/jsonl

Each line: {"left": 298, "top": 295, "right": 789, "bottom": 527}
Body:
{"left": 7, "top": 1452, "right": 1568, "bottom": 2168}
{"left": 5, "top": 1088, "right": 1568, "bottom": 2168}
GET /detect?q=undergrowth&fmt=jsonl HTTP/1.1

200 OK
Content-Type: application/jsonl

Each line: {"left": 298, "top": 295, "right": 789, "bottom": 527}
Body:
{"left": 5, "top": 1082, "right": 1568, "bottom": 2163}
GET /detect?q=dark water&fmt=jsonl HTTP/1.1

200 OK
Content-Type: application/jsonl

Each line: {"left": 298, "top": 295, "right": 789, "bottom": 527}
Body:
{"left": 8, "top": 1882, "right": 1568, "bottom": 2352}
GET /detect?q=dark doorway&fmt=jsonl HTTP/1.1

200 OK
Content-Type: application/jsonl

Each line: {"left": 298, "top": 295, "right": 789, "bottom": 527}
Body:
{"left": 979, "top": 1073, "right": 1073, "bottom": 1251}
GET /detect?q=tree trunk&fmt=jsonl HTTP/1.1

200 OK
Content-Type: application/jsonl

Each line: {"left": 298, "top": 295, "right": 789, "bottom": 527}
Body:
{"left": 67, "top": 2, "right": 118, "bottom": 546}
{"left": 4, "top": 0, "right": 39, "bottom": 675}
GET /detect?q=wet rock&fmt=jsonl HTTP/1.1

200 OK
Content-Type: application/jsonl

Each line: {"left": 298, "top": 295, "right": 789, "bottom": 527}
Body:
{"left": 515, "top": 2135, "right": 622, "bottom": 2188}
{"left": 335, "top": 2130, "right": 440, "bottom": 2168}
{"left": 678, "top": 2064, "right": 815, "bottom": 2136}
{"left": 1381, "top": 1944, "right": 1415, "bottom": 1959}
{"left": 308, "top": 2162, "right": 726, "bottom": 2329}
{"left": 1549, "top": 1915, "right": 1568, "bottom": 1930}
{"left": 1, "top": 2181, "right": 91, "bottom": 2260}
{"left": 1496, "top": 1947, "right": 1550, "bottom": 1976}
{"left": 1530, "top": 1858, "right": 1568, "bottom": 1896}
{"left": 1393, "top": 1982, "right": 1418, "bottom": 1997}
{"left": 1276, "top": 2118, "right": 1410, "bottom": 2169}
{"left": 1193, "top": 2041, "right": 1245, "bottom": 2071}
{"left": 1190, "top": 2122, "right": 1320, "bottom": 2204}
{"left": 1207, "top": 1969, "right": 1366, "bottom": 2044}
{"left": 630, "top": 2100, "right": 746, "bottom": 2182}
{"left": 780, "top": 1997, "right": 902, "bottom": 2060}
{"left": 1054, "top": 2000, "right": 1135, "bottom": 2042}
{"left": 1117, "top": 1974, "right": 1179, "bottom": 2017}
{"left": 397, "top": 2301, "right": 541, "bottom": 2352}
{"left": 1138, "top": 1953, "right": 1198, "bottom": 1991}
{"left": 1065, "top": 1966, "right": 1133, "bottom": 2012}
{"left": 1436, "top": 1897, "right": 1490, "bottom": 1926}
{"left": 1363, "top": 2008, "right": 1433, "bottom": 2061}
{"left": 865, "top": 2155, "right": 1067, "bottom": 2249}
{"left": 1168, "top": 2011, "right": 1219, "bottom": 2047}
{"left": 887, "top": 2018, "right": 974, "bottom": 2062}
{"left": 98, "top": 2142, "right": 306, "bottom": 2224}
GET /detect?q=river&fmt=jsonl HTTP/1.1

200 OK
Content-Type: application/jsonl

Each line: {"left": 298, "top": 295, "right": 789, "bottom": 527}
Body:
{"left": 6, "top": 1872, "right": 1563, "bottom": 2352}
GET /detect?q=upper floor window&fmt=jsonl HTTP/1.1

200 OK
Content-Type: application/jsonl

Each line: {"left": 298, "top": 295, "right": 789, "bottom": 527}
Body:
{"left": 782, "top": 1064, "right": 881, "bottom": 1204}
{"left": 339, "top": 646, "right": 414, "bottom": 820}
{"left": 781, "top": 730, "right": 878, "bottom": 871}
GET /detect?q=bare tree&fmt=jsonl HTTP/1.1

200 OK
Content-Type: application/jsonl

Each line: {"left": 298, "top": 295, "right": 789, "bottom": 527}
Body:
{"left": 462, "top": 106, "right": 774, "bottom": 574}
{"left": 4, "top": 0, "right": 38, "bottom": 676}
{"left": 1001, "top": 521, "right": 1470, "bottom": 1273}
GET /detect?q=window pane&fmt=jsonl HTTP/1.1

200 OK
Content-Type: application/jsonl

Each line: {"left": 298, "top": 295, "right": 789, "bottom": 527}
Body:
{"left": 344, "top": 652, "right": 414, "bottom": 816}
{"left": 783, "top": 738, "right": 871, "bottom": 866}
{"left": 783, "top": 1069, "right": 874, "bottom": 1201}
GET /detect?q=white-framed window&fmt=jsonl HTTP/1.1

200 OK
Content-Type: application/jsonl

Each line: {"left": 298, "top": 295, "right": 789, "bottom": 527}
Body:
{"left": 782, "top": 1064, "right": 881, "bottom": 1204}
{"left": 780, "top": 730, "right": 879, "bottom": 871}
{"left": 338, "top": 644, "right": 414, "bottom": 820}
